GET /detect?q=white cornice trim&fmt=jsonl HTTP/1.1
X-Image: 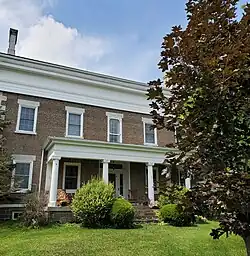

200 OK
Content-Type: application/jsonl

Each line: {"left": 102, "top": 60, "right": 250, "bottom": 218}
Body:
{"left": 0, "top": 53, "right": 167, "bottom": 94}
{"left": 0, "top": 53, "right": 171, "bottom": 114}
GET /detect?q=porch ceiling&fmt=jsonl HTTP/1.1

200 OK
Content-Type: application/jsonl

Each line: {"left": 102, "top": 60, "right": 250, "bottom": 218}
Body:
{"left": 44, "top": 137, "right": 178, "bottom": 164}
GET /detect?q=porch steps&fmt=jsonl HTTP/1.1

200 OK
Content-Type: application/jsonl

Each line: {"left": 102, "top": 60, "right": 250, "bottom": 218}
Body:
{"left": 133, "top": 204, "right": 159, "bottom": 223}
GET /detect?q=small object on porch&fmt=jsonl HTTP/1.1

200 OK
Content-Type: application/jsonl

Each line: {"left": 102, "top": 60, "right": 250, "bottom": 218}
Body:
{"left": 56, "top": 189, "right": 70, "bottom": 207}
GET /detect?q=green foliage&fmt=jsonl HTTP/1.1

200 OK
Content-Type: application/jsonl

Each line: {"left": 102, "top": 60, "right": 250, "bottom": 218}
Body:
{"left": 71, "top": 178, "right": 115, "bottom": 228}
{"left": 147, "top": 0, "right": 250, "bottom": 248}
{"left": 0, "top": 108, "right": 14, "bottom": 198}
{"left": 159, "top": 204, "right": 192, "bottom": 227}
{"left": 110, "top": 197, "right": 135, "bottom": 229}
{"left": 157, "top": 185, "right": 189, "bottom": 208}
{"left": 21, "top": 193, "right": 48, "bottom": 228}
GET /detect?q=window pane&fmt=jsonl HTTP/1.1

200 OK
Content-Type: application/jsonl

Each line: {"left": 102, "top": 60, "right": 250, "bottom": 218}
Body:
{"left": 19, "top": 107, "right": 35, "bottom": 131}
{"left": 68, "top": 113, "right": 81, "bottom": 136}
{"left": 15, "top": 163, "right": 30, "bottom": 189}
{"left": 69, "top": 113, "right": 81, "bottom": 125}
{"left": 145, "top": 123, "right": 155, "bottom": 144}
{"left": 109, "top": 119, "right": 120, "bottom": 134}
{"left": 68, "top": 124, "right": 81, "bottom": 136}
{"left": 65, "top": 166, "right": 78, "bottom": 189}
{"left": 110, "top": 134, "right": 120, "bottom": 143}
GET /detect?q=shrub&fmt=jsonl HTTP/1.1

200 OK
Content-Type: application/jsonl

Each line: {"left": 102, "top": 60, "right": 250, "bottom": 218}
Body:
{"left": 157, "top": 185, "right": 189, "bottom": 208}
{"left": 110, "top": 198, "right": 135, "bottom": 229}
{"left": 71, "top": 178, "right": 115, "bottom": 228}
{"left": 157, "top": 194, "right": 171, "bottom": 209}
{"left": 21, "top": 193, "right": 48, "bottom": 228}
{"left": 159, "top": 204, "right": 192, "bottom": 227}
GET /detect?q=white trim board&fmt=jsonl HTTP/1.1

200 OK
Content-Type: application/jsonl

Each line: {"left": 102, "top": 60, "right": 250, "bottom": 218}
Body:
{"left": 0, "top": 204, "right": 25, "bottom": 208}
{"left": 0, "top": 53, "right": 170, "bottom": 114}
{"left": 45, "top": 137, "right": 179, "bottom": 164}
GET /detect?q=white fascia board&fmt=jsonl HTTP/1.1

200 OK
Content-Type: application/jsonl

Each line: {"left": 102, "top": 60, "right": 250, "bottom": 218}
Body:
{"left": 46, "top": 137, "right": 179, "bottom": 164}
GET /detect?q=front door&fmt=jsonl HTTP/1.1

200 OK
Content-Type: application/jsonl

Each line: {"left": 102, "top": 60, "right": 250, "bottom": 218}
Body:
{"left": 109, "top": 171, "right": 124, "bottom": 197}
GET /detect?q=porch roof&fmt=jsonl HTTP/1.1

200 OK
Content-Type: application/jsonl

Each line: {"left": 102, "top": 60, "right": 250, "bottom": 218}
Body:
{"left": 43, "top": 137, "right": 179, "bottom": 164}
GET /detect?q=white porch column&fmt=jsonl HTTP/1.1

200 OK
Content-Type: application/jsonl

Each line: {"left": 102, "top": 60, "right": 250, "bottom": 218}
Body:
{"left": 48, "top": 157, "right": 61, "bottom": 207}
{"left": 147, "top": 162, "right": 155, "bottom": 206}
{"left": 45, "top": 161, "right": 52, "bottom": 192}
{"left": 102, "top": 159, "right": 110, "bottom": 183}
{"left": 185, "top": 177, "right": 191, "bottom": 189}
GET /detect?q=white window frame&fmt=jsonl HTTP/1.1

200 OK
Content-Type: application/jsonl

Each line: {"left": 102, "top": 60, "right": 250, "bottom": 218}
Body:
{"left": 12, "top": 211, "right": 22, "bottom": 221}
{"left": 65, "top": 106, "right": 85, "bottom": 138}
{"left": 62, "top": 162, "right": 81, "bottom": 193}
{"left": 16, "top": 99, "right": 40, "bottom": 135}
{"left": 106, "top": 112, "right": 123, "bottom": 143}
{"left": 12, "top": 154, "right": 36, "bottom": 193}
{"left": 142, "top": 117, "right": 158, "bottom": 146}
{"left": 145, "top": 166, "right": 160, "bottom": 194}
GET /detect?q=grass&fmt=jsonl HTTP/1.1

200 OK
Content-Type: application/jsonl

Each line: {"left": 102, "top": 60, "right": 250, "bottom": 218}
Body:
{"left": 0, "top": 221, "right": 245, "bottom": 256}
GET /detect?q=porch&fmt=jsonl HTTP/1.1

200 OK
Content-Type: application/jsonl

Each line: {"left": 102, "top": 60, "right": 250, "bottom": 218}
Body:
{"left": 43, "top": 137, "right": 178, "bottom": 207}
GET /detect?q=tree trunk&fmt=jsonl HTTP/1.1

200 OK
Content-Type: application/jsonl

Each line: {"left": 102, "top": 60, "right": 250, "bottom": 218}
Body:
{"left": 244, "top": 236, "right": 250, "bottom": 256}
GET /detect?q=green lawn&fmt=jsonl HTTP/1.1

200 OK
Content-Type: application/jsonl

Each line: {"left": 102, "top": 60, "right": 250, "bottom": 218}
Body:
{"left": 0, "top": 222, "right": 245, "bottom": 256}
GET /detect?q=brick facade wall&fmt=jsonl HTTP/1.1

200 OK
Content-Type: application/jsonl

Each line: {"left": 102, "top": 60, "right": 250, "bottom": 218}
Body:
{"left": 3, "top": 91, "right": 174, "bottom": 194}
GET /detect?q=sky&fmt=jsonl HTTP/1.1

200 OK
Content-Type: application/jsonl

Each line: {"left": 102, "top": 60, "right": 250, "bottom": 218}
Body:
{"left": 0, "top": 0, "right": 247, "bottom": 83}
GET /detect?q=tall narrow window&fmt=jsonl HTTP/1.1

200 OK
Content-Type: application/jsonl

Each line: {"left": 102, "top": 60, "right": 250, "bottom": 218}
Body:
{"left": 142, "top": 117, "right": 157, "bottom": 145}
{"left": 16, "top": 99, "right": 40, "bottom": 134}
{"left": 65, "top": 106, "right": 85, "bottom": 137}
{"left": 106, "top": 112, "right": 123, "bottom": 143}
{"left": 12, "top": 154, "right": 36, "bottom": 192}
{"left": 109, "top": 118, "right": 120, "bottom": 142}
{"left": 63, "top": 163, "right": 81, "bottom": 193}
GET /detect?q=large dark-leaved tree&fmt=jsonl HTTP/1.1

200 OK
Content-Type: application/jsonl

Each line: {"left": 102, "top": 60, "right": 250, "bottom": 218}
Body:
{"left": 0, "top": 108, "right": 14, "bottom": 198}
{"left": 147, "top": 0, "right": 250, "bottom": 254}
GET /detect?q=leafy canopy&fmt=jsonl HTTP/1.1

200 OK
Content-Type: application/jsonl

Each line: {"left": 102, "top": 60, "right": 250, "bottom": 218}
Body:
{"left": 147, "top": 0, "right": 250, "bottom": 246}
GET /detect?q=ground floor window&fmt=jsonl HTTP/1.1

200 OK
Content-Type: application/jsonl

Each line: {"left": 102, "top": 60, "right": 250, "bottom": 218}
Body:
{"left": 63, "top": 163, "right": 81, "bottom": 193}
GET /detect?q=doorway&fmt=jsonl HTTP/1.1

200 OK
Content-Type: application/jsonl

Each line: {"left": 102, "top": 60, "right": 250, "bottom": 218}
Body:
{"left": 108, "top": 170, "right": 125, "bottom": 198}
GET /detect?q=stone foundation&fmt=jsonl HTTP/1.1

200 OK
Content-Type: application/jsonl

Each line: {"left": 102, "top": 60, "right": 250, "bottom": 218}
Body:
{"left": 47, "top": 207, "right": 75, "bottom": 223}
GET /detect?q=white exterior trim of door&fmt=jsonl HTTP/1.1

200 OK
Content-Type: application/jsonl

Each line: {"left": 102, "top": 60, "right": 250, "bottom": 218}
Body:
{"left": 108, "top": 168, "right": 128, "bottom": 199}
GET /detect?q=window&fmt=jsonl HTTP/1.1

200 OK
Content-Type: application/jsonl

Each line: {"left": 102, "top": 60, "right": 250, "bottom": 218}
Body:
{"left": 12, "top": 155, "right": 36, "bottom": 192}
{"left": 142, "top": 117, "right": 157, "bottom": 145}
{"left": 63, "top": 163, "right": 81, "bottom": 193}
{"left": 12, "top": 211, "right": 22, "bottom": 221}
{"left": 106, "top": 112, "right": 123, "bottom": 143}
{"left": 65, "top": 106, "right": 85, "bottom": 137}
{"left": 16, "top": 99, "right": 40, "bottom": 134}
{"left": 145, "top": 166, "right": 160, "bottom": 194}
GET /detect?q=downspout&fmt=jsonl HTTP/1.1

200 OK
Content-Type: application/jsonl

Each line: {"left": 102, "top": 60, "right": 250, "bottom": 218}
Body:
{"left": 38, "top": 149, "right": 45, "bottom": 195}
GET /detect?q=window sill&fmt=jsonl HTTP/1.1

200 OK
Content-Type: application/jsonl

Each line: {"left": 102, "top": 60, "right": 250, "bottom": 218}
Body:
{"left": 15, "top": 130, "right": 37, "bottom": 135}
{"left": 12, "top": 189, "right": 31, "bottom": 194}
{"left": 65, "top": 189, "right": 78, "bottom": 194}
{"left": 144, "top": 143, "right": 158, "bottom": 147}
{"left": 65, "top": 135, "right": 84, "bottom": 139}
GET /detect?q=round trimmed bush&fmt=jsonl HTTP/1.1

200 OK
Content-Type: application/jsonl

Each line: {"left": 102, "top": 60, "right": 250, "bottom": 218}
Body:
{"left": 110, "top": 198, "right": 135, "bottom": 229}
{"left": 159, "top": 204, "right": 191, "bottom": 227}
{"left": 71, "top": 178, "right": 115, "bottom": 228}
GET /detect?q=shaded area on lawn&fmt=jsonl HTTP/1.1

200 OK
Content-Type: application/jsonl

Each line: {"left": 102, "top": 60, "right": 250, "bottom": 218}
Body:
{"left": 0, "top": 221, "right": 245, "bottom": 256}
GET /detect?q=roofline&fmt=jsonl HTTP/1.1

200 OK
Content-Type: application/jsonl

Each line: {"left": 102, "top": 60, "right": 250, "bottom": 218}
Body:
{"left": 0, "top": 52, "right": 170, "bottom": 95}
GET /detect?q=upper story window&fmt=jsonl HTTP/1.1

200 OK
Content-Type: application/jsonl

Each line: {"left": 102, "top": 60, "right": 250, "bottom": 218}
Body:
{"left": 12, "top": 154, "right": 36, "bottom": 192}
{"left": 142, "top": 117, "right": 157, "bottom": 146}
{"left": 16, "top": 99, "right": 40, "bottom": 135}
{"left": 106, "top": 112, "right": 123, "bottom": 143}
{"left": 65, "top": 106, "right": 85, "bottom": 137}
